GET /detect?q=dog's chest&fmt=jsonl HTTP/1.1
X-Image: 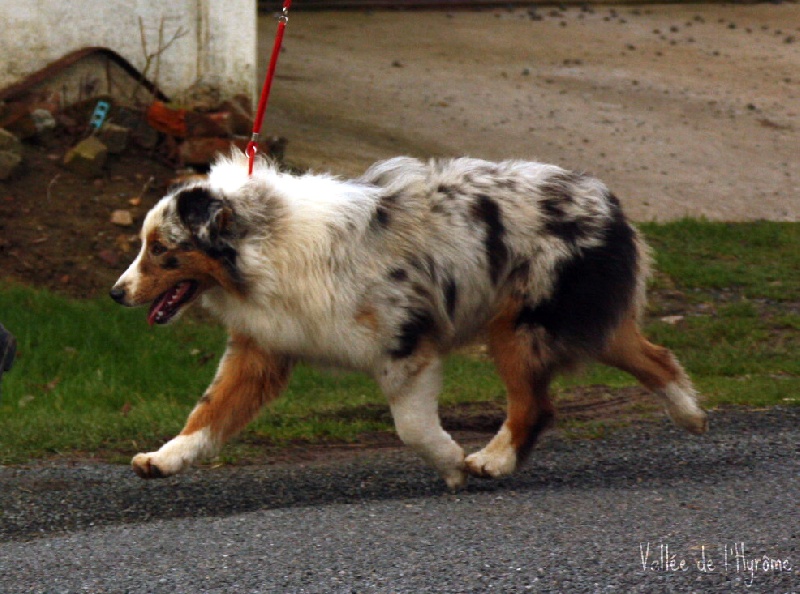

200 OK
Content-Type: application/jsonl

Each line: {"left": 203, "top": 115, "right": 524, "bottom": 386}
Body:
{"left": 205, "top": 293, "right": 380, "bottom": 370}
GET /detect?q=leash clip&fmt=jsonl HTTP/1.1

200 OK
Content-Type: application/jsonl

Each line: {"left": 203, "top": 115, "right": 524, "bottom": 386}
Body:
{"left": 246, "top": 133, "right": 260, "bottom": 175}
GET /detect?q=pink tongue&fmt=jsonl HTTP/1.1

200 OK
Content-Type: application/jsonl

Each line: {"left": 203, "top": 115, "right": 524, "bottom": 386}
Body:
{"left": 147, "top": 282, "right": 190, "bottom": 326}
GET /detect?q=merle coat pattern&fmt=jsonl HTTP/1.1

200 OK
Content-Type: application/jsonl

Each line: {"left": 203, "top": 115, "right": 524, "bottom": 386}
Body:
{"left": 111, "top": 153, "right": 708, "bottom": 488}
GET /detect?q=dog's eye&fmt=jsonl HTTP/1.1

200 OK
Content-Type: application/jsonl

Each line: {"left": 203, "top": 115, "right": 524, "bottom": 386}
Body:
{"left": 150, "top": 242, "right": 168, "bottom": 256}
{"left": 178, "top": 241, "right": 194, "bottom": 252}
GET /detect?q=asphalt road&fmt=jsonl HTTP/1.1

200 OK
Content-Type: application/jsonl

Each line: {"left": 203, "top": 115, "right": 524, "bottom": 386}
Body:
{"left": 1, "top": 407, "right": 798, "bottom": 593}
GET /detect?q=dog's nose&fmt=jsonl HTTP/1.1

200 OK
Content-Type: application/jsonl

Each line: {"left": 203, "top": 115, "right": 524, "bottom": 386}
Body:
{"left": 109, "top": 286, "right": 126, "bottom": 304}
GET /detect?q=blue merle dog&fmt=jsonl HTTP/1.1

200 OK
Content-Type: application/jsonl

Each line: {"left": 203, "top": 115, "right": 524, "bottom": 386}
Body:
{"left": 110, "top": 152, "right": 708, "bottom": 488}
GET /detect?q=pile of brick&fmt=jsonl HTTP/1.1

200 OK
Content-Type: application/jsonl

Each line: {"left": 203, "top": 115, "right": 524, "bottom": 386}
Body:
{"left": 0, "top": 94, "right": 286, "bottom": 180}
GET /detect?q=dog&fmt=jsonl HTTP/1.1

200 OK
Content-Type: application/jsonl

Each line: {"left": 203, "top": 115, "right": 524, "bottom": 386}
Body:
{"left": 110, "top": 152, "right": 708, "bottom": 489}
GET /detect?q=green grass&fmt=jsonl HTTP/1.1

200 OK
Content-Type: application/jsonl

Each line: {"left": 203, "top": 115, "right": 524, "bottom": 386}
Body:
{"left": 0, "top": 220, "right": 797, "bottom": 463}
{"left": 641, "top": 219, "right": 800, "bottom": 300}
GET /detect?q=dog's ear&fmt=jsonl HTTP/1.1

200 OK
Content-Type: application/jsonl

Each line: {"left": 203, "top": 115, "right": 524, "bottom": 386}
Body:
{"left": 176, "top": 187, "right": 234, "bottom": 245}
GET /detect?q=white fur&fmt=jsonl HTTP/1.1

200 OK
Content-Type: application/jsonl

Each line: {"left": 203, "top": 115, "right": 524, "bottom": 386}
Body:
{"left": 465, "top": 425, "right": 518, "bottom": 478}
{"left": 132, "top": 428, "right": 216, "bottom": 477}
{"left": 661, "top": 381, "right": 708, "bottom": 435}
{"left": 379, "top": 357, "right": 467, "bottom": 490}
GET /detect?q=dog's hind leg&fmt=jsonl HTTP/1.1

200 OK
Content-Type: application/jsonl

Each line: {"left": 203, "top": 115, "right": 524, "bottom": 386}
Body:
{"left": 132, "top": 333, "right": 292, "bottom": 479}
{"left": 465, "top": 301, "right": 555, "bottom": 479}
{"left": 379, "top": 352, "right": 467, "bottom": 490}
{"left": 599, "top": 317, "right": 708, "bottom": 435}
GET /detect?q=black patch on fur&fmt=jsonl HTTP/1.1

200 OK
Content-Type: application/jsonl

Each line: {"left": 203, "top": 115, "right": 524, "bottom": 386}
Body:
{"left": 540, "top": 171, "right": 581, "bottom": 203}
{"left": 443, "top": 276, "right": 458, "bottom": 320}
{"left": 389, "top": 268, "right": 408, "bottom": 282}
{"left": 424, "top": 255, "right": 438, "bottom": 284}
{"left": 374, "top": 193, "right": 399, "bottom": 228}
{"left": 471, "top": 194, "right": 508, "bottom": 285}
{"left": 389, "top": 309, "right": 435, "bottom": 359}
{"left": 161, "top": 256, "right": 180, "bottom": 270}
{"left": 175, "top": 187, "right": 241, "bottom": 282}
{"left": 516, "top": 201, "right": 637, "bottom": 352}
{"left": 516, "top": 408, "right": 556, "bottom": 463}
{"left": 543, "top": 211, "right": 584, "bottom": 245}
{"left": 539, "top": 172, "right": 586, "bottom": 245}
{"left": 407, "top": 255, "right": 436, "bottom": 281}
{"left": 177, "top": 188, "right": 218, "bottom": 230}
{"left": 497, "top": 178, "right": 519, "bottom": 192}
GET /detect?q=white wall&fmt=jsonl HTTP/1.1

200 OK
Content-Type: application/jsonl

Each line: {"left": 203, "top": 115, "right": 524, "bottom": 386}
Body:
{"left": 0, "top": 0, "right": 256, "bottom": 103}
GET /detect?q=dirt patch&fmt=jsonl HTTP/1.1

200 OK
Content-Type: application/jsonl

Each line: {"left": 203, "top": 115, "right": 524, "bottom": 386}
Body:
{"left": 0, "top": 135, "right": 174, "bottom": 299}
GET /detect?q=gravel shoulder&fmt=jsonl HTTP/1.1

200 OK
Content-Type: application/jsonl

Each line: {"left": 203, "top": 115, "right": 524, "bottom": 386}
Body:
{"left": 1, "top": 407, "right": 797, "bottom": 592}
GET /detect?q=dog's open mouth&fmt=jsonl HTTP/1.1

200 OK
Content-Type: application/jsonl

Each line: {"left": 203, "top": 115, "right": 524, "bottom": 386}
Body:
{"left": 147, "top": 281, "right": 199, "bottom": 326}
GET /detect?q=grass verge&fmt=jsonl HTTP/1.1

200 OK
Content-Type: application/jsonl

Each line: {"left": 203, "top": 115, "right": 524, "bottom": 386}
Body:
{"left": 0, "top": 220, "right": 797, "bottom": 464}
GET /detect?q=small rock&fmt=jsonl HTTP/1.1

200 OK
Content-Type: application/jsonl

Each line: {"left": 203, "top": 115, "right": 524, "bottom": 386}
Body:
{"left": 30, "top": 109, "right": 56, "bottom": 133}
{"left": 660, "top": 315, "right": 685, "bottom": 325}
{"left": 97, "top": 123, "right": 130, "bottom": 155}
{"left": 110, "top": 209, "right": 134, "bottom": 227}
{"left": 63, "top": 136, "right": 108, "bottom": 178}
{"left": 0, "top": 128, "right": 23, "bottom": 180}
{"left": 0, "top": 128, "right": 22, "bottom": 152}
{"left": 0, "top": 151, "right": 21, "bottom": 180}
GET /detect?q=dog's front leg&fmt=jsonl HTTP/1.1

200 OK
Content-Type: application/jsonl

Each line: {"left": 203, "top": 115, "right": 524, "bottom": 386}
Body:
{"left": 378, "top": 353, "right": 467, "bottom": 490}
{"left": 132, "top": 333, "right": 293, "bottom": 479}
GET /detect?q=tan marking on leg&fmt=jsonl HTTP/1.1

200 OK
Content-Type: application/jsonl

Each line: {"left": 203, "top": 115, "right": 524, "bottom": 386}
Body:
{"left": 600, "top": 317, "right": 708, "bottom": 434}
{"left": 131, "top": 333, "right": 292, "bottom": 479}
{"left": 182, "top": 333, "right": 292, "bottom": 441}
{"left": 600, "top": 317, "right": 679, "bottom": 390}
{"left": 465, "top": 298, "right": 555, "bottom": 478}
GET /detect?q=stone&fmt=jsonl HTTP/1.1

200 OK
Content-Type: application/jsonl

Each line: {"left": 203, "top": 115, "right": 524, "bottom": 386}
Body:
{"left": 0, "top": 127, "right": 22, "bottom": 152}
{"left": 0, "top": 128, "right": 23, "bottom": 180}
{"left": 30, "top": 109, "right": 56, "bottom": 133}
{"left": 97, "top": 123, "right": 130, "bottom": 154}
{"left": 109, "top": 209, "right": 134, "bottom": 227}
{"left": 0, "top": 151, "right": 22, "bottom": 180}
{"left": 63, "top": 136, "right": 107, "bottom": 178}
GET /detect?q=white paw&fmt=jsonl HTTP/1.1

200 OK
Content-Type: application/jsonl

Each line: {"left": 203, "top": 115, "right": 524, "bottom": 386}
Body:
{"left": 442, "top": 464, "right": 468, "bottom": 491}
{"left": 670, "top": 405, "right": 709, "bottom": 435}
{"left": 131, "top": 429, "right": 214, "bottom": 479}
{"left": 663, "top": 383, "right": 709, "bottom": 435}
{"left": 465, "top": 446, "right": 517, "bottom": 479}
{"left": 464, "top": 424, "right": 518, "bottom": 478}
{"left": 131, "top": 452, "right": 175, "bottom": 479}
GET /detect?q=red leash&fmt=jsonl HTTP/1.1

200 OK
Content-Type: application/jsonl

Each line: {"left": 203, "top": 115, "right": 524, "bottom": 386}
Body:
{"left": 246, "top": 0, "right": 292, "bottom": 175}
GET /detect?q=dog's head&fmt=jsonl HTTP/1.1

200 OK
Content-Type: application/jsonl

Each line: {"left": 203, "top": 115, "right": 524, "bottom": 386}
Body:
{"left": 110, "top": 184, "right": 244, "bottom": 325}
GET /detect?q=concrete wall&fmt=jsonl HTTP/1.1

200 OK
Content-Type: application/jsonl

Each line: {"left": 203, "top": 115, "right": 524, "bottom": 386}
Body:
{"left": 0, "top": 0, "right": 256, "bottom": 103}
